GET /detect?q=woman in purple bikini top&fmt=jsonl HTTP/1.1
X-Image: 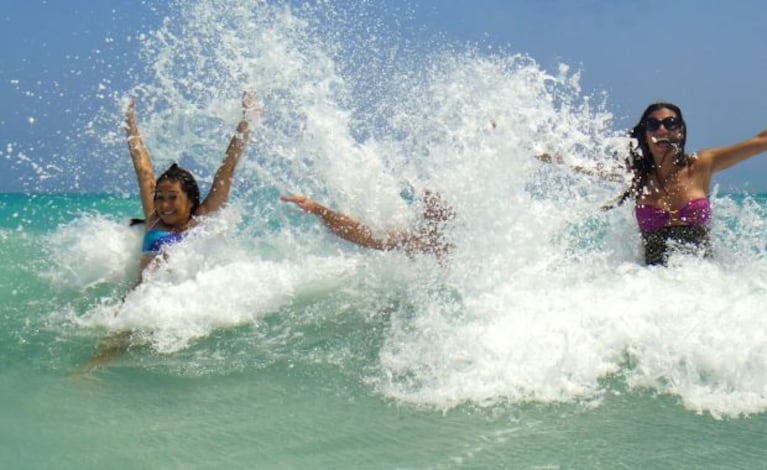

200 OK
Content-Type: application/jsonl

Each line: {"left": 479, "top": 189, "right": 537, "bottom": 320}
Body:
{"left": 538, "top": 102, "right": 767, "bottom": 265}
{"left": 634, "top": 197, "right": 711, "bottom": 234}
{"left": 614, "top": 102, "right": 767, "bottom": 264}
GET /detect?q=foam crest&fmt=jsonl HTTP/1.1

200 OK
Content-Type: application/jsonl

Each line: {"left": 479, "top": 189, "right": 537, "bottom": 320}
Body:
{"left": 72, "top": 206, "right": 364, "bottom": 352}
{"left": 69, "top": 0, "right": 767, "bottom": 417}
{"left": 379, "top": 253, "right": 767, "bottom": 417}
{"left": 42, "top": 215, "right": 141, "bottom": 290}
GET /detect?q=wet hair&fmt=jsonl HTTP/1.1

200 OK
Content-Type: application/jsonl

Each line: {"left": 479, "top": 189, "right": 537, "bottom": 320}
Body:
{"left": 421, "top": 190, "right": 455, "bottom": 223}
{"left": 155, "top": 163, "right": 201, "bottom": 214}
{"left": 606, "top": 102, "right": 687, "bottom": 209}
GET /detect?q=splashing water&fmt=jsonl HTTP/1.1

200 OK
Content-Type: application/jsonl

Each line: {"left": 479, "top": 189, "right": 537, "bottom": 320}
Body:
{"left": 28, "top": 0, "right": 767, "bottom": 418}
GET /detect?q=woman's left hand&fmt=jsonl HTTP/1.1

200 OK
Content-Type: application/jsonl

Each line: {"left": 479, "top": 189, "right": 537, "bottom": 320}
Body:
{"left": 242, "top": 91, "right": 262, "bottom": 123}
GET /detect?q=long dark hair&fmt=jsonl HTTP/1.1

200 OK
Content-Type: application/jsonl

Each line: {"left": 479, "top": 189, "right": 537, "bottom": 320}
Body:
{"left": 421, "top": 190, "right": 455, "bottom": 223}
{"left": 606, "top": 102, "right": 687, "bottom": 208}
{"left": 156, "top": 163, "right": 201, "bottom": 214}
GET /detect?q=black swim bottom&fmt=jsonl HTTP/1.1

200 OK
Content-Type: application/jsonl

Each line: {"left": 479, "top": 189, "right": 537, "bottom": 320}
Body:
{"left": 641, "top": 225, "right": 711, "bottom": 266}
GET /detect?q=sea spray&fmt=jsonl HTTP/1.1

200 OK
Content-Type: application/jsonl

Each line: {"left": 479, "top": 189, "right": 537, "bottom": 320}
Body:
{"left": 29, "top": 0, "right": 767, "bottom": 418}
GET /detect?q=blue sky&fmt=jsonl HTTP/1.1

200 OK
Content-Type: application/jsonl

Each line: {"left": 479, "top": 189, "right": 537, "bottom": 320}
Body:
{"left": 2, "top": 0, "right": 766, "bottom": 192}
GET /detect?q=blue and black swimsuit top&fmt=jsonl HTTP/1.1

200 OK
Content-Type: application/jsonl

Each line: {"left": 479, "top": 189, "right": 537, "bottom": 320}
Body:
{"left": 142, "top": 228, "right": 185, "bottom": 255}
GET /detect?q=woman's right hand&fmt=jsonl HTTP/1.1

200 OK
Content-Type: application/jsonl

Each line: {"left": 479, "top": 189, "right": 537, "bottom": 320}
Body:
{"left": 125, "top": 98, "right": 139, "bottom": 137}
{"left": 241, "top": 91, "right": 262, "bottom": 123}
{"left": 535, "top": 153, "right": 563, "bottom": 164}
{"left": 280, "top": 194, "right": 320, "bottom": 214}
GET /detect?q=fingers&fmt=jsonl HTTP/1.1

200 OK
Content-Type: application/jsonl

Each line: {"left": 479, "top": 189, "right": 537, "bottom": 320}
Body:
{"left": 280, "top": 194, "right": 305, "bottom": 204}
{"left": 125, "top": 98, "right": 137, "bottom": 134}
{"left": 242, "top": 92, "right": 262, "bottom": 123}
{"left": 281, "top": 194, "right": 317, "bottom": 213}
{"left": 536, "top": 153, "right": 563, "bottom": 164}
{"left": 125, "top": 97, "right": 135, "bottom": 115}
{"left": 242, "top": 91, "right": 261, "bottom": 110}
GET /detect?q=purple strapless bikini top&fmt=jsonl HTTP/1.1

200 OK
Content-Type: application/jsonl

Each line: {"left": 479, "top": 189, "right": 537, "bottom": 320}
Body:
{"left": 635, "top": 197, "right": 711, "bottom": 233}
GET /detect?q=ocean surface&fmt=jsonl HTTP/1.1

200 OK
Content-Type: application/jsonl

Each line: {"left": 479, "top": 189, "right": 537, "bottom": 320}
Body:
{"left": 3, "top": 1, "right": 767, "bottom": 468}
{"left": 2, "top": 190, "right": 767, "bottom": 469}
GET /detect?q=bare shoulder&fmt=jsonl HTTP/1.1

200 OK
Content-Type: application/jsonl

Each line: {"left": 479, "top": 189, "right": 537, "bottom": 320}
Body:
{"left": 688, "top": 148, "right": 715, "bottom": 167}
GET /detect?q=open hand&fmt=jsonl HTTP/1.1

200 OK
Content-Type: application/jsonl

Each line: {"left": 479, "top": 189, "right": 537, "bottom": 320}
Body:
{"left": 280, "top": 194, "right": 319, "bottom": 213}
{"left": 125, "top": 98, "right": 137, "bottom": 126}
{"left": 535, "top": 153, "right": 564, "bottom": 164}
{"left": 242, "top": 91, "right": 262, "bottom": 123}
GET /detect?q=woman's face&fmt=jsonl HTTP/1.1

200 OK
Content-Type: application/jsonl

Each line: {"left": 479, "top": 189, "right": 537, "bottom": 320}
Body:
{"left": 154, "top": 179, "right": 194, "bottom": 228}
{"left": 644, "top": 108, "right": 684, "bottom": 162}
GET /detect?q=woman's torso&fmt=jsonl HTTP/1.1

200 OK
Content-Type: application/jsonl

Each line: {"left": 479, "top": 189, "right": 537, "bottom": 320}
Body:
{"left": 634, "top": 153, "right": 713, "bottom": 232}
{"left": 139, "top": 215, "right": 197, "bottom": 273}
{"left": 633, "top": 152, "right": 715, "bottom": 264}
{"left": 635, "top": 197, "right": 711, "bottom": 233}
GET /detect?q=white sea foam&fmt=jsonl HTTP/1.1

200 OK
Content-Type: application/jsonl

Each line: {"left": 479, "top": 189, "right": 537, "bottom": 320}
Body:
{"left": 63, "top": 0, "right": 767, "bottom": 418}
{"left": 42, "top": 215, "right": 142, "bottom": 290}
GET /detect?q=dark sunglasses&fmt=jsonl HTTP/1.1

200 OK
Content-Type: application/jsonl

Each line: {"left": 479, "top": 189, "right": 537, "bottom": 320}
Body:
{"left": 644, "top": 116, "right": 682, "bottom": 132}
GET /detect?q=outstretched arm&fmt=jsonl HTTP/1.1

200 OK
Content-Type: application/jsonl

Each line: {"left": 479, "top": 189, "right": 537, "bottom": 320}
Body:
{"left": 706, "top": 129, "right": 767, "bottom": 173}
{"left": 280, "top": 195, "right": 392, "bottom": 250}
{"left": 197, "top": 91, "right": 261, "bottom": 216}
{"left": 125, "top": 99, "right": 156, "bottom": 220}
{"left": 535, "top": 153, "right": 626, "bottom": 183}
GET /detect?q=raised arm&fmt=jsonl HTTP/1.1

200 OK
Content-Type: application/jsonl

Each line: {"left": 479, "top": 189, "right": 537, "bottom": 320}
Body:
{"left": 704, "top": 129, "right": 767, "bottom": 173}
{"left": 535, "top": 153, "right": 627, "bottom": 183}
{"left": 125, "top": 99, "right": 156, "bottom": 219}
{"left": 280, "top": 195, "right": 392, "bottom": 250}
{"left": 197, "top": 91, "right": 261, "bottom": 216}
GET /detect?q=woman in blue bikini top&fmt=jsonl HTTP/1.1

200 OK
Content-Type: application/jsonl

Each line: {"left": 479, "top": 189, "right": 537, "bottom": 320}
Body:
{"left": 126, "top": 91, "right": 261, "bottom": 281}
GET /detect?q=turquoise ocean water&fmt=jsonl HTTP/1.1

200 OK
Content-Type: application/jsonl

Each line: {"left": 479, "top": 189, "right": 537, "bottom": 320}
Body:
{"left": 4, "top": 1, "right": 767, "bottom": 467}
{"left": 2, "top": 191, "right": 767, "bottom": 469}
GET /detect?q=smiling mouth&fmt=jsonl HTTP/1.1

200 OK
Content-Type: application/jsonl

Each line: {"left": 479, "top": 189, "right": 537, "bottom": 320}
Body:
{"left": 650, "top": 136, "right": 680, "bottom": 152}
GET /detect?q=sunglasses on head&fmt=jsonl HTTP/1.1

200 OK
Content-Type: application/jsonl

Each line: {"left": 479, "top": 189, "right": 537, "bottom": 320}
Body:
{"left": 644, "top": 116, "right": 682, "bottom": 132}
